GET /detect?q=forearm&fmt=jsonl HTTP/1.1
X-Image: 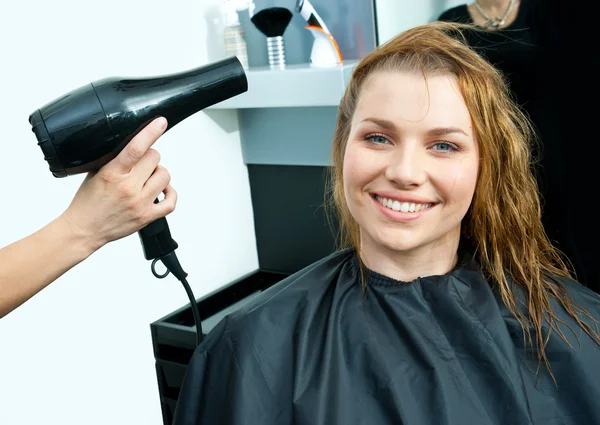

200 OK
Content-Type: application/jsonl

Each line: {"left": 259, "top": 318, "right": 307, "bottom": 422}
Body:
{"left": 0, "top": 215, "right": 100, "bottom": 318}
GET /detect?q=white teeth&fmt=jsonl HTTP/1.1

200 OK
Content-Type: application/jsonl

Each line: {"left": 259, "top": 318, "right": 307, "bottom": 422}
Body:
{"left": 375, "top": 196, "right": 432, "bottom": 213}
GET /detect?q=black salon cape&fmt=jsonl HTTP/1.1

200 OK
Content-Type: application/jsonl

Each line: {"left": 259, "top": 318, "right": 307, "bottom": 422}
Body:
{"left": 172, "top": 249, "right": 600, "bottom": 425}
{"left": 438, "top": 0, "right": 600, "bottom": 292}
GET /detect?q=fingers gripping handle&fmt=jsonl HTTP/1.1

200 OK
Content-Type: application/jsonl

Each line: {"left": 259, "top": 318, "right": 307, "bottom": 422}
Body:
{"left": 138, "top": 215, "right": 178, "bottom": 260}
{"left": 138, "top": 198, "right": 188, "bottom": 280}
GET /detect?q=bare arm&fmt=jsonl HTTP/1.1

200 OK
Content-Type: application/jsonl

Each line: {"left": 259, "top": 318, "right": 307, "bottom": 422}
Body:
{"left": 0, "top": 117, "right": 177, "bottom": 318}
{"left": 0, "top": 214, "right": 98, "bottom": 317}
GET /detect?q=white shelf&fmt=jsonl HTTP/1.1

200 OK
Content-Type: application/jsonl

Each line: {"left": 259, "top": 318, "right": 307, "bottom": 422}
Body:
{"left": 207, "top": 60, "right": 359, "bottom": 110}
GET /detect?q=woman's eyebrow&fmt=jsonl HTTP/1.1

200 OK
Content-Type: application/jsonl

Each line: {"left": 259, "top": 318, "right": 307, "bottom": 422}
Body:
{"left": 426, "top": 127, "right": 469, "bottom": 137}
{"left": 361, "top": 118, "right": 469, "bottom": 138}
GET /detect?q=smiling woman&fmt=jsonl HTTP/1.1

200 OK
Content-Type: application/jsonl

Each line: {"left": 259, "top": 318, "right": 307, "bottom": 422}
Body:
{"left": 342, "top": 71, "right": 479, "bottom": 281}
{"left": 172, "top": 21, "right": 600, "bottom": 425}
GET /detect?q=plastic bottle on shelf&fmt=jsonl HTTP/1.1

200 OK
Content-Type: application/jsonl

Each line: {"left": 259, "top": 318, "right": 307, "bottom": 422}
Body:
{"left": 223, "top": 0, "right": 249, "bottom": 69}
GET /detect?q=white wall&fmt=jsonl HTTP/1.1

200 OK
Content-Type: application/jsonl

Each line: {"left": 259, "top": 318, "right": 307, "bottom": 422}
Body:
{"left": 0, "top": 1, "right": 470, "bottom": 424}
{"left": 0, "top": 1, "right": 258, "bottom": 424}
{"left": 375, "top": 0, "right": 466, "bottom": 44}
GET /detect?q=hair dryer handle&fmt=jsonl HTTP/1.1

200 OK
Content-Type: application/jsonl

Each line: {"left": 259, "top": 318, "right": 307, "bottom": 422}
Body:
{"left": 138, "top": 199, "right": 178, "bottom": 260}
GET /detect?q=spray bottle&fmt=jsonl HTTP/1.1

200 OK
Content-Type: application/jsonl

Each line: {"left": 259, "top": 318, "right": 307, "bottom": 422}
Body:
{"left": 223, "top": 0, "right": 249, "bottom": 69}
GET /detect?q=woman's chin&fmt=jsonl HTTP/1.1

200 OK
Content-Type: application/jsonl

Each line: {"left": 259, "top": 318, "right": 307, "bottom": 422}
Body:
{"left": 361, "top": 225, "right": 462, "bottom": 259}
{"left": 365, "top": 232, "right": 425, "bottom": 255}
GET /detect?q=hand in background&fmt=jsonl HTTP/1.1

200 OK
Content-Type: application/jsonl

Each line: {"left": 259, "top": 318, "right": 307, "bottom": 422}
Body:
{"left": 0, "top": 116, "right": 178, "bottom": 318}
{"left": 61, "top": 116, "right": 178, "bottom": 252}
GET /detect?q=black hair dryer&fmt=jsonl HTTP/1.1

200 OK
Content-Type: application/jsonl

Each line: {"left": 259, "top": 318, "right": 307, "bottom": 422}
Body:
{"left": 28, "top": 55, "right": 246, "bottom": 262}
{"left": 28, "top": 57, "right": 247, "bottom": 341}
{"left": 29, "top": 56, "right": 247, "bottom": 179}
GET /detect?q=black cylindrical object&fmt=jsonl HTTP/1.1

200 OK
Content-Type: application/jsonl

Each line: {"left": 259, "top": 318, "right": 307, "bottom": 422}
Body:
{"left": 29, "top": 56, "right": 247, "bottom": 177}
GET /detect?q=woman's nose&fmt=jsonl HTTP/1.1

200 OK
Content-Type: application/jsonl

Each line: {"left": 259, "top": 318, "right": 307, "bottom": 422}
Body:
{"left": 384, "top": 144, "right": 427, "bottom": 188}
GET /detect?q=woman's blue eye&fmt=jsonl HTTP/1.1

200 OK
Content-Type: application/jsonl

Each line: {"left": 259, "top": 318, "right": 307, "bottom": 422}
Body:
{"left": 432, "top": 142, "right": 458, "bottom": 153}
{"left": 366, "top": 134, "right": 389, "bottom": 144}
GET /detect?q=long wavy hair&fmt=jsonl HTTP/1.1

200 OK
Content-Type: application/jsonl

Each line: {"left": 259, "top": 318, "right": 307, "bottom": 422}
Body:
{"left": 326, "top": 21, "right": 599, "bottom": 379}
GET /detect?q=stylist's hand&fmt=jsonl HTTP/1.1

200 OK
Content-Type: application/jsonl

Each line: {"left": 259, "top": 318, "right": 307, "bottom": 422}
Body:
{"left": 60, "top": 116, "right": 177, "bottom": 252}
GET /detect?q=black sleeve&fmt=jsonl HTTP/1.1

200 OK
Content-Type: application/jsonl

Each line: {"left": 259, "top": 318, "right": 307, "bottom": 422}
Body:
{"left": 437, "top": 9, "right": 453, "bottom": 21}
{"left": 529, "top": 0, "right": 589, "bottom": 47}
{"left": 436, "top": 5, "right": 470, "bottom": 23}
{"left": 171, "top": 317, "right": 281, "bottom": 425}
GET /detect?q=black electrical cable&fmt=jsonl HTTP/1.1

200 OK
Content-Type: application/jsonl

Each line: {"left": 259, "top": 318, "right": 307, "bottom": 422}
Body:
{"left": 179, "top": 277, "right": 203, "bottom": 346}
{"left": 152, "top": 251, "right": 203, "bottom": 346}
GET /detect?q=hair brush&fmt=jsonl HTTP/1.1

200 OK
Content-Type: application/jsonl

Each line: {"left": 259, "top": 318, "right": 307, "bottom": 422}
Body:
{"left": 250, "top": 7, "right": 293, "bottom": 69}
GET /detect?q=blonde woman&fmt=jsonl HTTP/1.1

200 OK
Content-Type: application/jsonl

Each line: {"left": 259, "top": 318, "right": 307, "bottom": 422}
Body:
{"left": 173, "top": 22, "right": 600, "bottom": 425}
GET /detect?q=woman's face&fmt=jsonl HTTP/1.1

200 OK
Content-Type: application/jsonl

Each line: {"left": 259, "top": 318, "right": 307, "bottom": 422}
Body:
{"left": 343, "top": 70, "right": 479, "bottom": 258}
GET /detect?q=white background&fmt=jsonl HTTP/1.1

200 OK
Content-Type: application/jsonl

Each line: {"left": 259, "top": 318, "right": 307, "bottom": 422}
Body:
{"left": 0, "top": 0, "right": 459, "bottom": 424}
{"left": 0, "top": 1, "right": 258, "bottom": 424}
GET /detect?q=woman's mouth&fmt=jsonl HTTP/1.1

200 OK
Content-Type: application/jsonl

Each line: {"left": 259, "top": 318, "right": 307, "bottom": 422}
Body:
{"left": 374, "top": 195, "right": 434, "bottom": 213}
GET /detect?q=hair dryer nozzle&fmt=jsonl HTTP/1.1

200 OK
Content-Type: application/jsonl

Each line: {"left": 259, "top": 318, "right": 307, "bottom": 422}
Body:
{"left": 29, "top": 56, "right": 248, "bottom": 178}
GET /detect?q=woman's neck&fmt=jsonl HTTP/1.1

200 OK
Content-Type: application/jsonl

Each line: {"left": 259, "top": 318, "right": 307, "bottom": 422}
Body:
{"left": 468, "top": 0, "right": 520, "bottom": 29}
{"left": 474, "top": 0, "right": 511, "bottom": 13}
{"left": 359, "top": 228, "right": 461, "bottom": 282}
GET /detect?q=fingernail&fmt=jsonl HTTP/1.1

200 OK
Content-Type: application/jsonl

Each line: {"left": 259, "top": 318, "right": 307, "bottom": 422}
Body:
{"left": 155, "top": 117, "right": 167, "bottom": 129}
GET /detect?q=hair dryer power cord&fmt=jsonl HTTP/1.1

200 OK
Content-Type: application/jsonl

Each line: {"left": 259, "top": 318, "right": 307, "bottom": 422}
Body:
{"left": 152, "top": 252, "right": 203, "bottom": 346}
